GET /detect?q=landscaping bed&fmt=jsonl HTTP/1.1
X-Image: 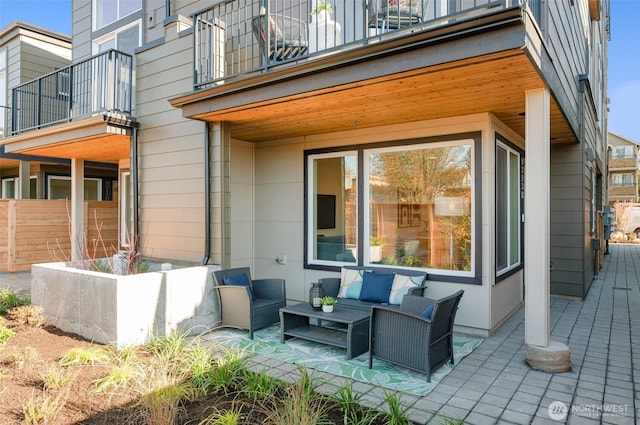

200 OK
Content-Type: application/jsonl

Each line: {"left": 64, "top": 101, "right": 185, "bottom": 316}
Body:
{"left": 0, "top": 297, "right": 421, "bottom": 424}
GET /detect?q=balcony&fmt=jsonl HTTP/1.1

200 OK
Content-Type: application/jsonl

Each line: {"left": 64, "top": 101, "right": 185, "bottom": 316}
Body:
{"left": 609, "top": 156, "right": 638, "bottom": 171}
{"left": 3, "top": 49, "right": 133, "bottom": 139}
{"left": 192, "top": 0, "right": 533, "bottom": 89}
{"left": 174, "top": 0, "right": 576, "bottom": 144}
{"left": 1, "top": 50, "right": 136, "bottom": 164}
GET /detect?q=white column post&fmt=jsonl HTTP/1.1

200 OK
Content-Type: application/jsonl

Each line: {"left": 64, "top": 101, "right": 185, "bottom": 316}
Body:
{"left": 524, "top": 88, "right": 551, "bottom": 347}
{"left": 18, "top": 161, "right": 30, "bottom": 199}
{"left": 524, "top": 88, "right": 570, "bottom": 372}
{"left": 71, "top": 158, "right": 85, "bottom": 262}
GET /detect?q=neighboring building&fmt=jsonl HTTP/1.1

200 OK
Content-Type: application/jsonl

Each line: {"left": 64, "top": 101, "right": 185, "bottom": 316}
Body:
{"left": 0, "top": 0, "right": 609, "bottom": 345}
{"left": 607, "top": 131, "right": 639, "bottom": 205}
{"left": 0, "top": 22, "right": 117, "bottom": 201}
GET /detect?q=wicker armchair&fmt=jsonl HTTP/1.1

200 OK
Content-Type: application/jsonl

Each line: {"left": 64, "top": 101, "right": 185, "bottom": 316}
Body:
{"left": 212, "top": 267, "right": 286, "bottom": 339}
{"left": 252, "top": 13, "right": 308, "bottom": 61}
{"left": 369, "top": 290, "right": 464, "bottom": 382}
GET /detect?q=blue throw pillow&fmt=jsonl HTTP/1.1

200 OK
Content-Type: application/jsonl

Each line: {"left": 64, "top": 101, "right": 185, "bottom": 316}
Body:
{"left": 359, "top": 271, "right": 394, "bottom": 303}
{"left": 422, "top": 304, "right": 434, "bottom": 319}
{"left": 223, "top": 274, "right": 255, "bottom": 300}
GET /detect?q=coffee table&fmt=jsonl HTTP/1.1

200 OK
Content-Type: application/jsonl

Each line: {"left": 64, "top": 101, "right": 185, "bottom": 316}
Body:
{"left": 279, "top": 303, "right": 370, "bottom": 359}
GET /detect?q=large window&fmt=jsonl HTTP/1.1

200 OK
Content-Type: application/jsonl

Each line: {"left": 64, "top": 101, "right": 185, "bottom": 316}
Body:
{"left": 612, "top": 173, "right": 635, "bottom": 187}
{"left": 95, "top": 22, "right": 140, "bottom": 55}
{"left": 496, "top": 140, "right": 522, "bottom": 276}
{"left": 95, "top": 0, "right": 141, "bottom": 30}
{"left": 307, "top": 136, "right": 476, "bottom": 278}
{"left": 48, "top": 176, "right": 103, "bottom": 200}
{"left": 307, "top": 152, "right": 358, "bottom": 265}
{"left": 1, "top": 177, "right": 36, "bottom": 199}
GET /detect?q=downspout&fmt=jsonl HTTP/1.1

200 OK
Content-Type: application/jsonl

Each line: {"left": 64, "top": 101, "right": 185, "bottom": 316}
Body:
{"left": 202, "top": 122, "right": 211, "bottom": 265}
{"left": 166, "top": 0, "right": 171, "bottom": 18}
{"left": 132, "top": 128, "right": 140, "bottom": 253}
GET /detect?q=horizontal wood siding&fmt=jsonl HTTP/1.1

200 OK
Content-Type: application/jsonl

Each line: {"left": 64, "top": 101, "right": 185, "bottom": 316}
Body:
{"left": 550, "top": 143, "right": 584, "bottom": 297}
{"left": 0, "top": 202, "right": 8, "bottom": 271}
{"left": 136, "top": 17, "right": 207, "bottom": 262}
{"left": 544, "top": 0, "right": 586, "bottom": 133}
{"left": 85, "top": 201, "right": 119, "bottom": 257}
{"left": 544, "top": 0, "right": 608, "bottom": 297}
{"left": 0, "top": 200, "right": 117, "bottom": 272}
{"left": 71, "top": 0, "right": 92, "bottom": 61}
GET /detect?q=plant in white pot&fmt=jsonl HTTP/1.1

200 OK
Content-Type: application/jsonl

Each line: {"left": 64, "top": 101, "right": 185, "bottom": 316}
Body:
{"left": 311, "top": 0, "right": 333, "bottom": 19}
{"left": 309, "top": 0, "right": 342, "bottom": 53}
{"left": 320, "top": 296, "right": 337, "bottom": 313}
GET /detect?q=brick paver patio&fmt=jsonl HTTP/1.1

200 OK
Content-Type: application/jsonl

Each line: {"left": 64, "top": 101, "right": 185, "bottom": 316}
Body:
{"left": 2, "top": 243, "right": 638, "bottom": 424}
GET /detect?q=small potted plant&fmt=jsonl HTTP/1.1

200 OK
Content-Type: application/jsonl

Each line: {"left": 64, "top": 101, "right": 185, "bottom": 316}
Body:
{"left": 310, "top": 0, "right": 333, "bottom": 18}
{"left": 320, "top": 296, "right": 337, "bottom": 313}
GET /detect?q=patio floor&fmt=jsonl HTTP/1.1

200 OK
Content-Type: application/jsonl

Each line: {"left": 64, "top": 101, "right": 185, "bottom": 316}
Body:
{"left": 2, "top": 243, "right": 638, "bottom": 424}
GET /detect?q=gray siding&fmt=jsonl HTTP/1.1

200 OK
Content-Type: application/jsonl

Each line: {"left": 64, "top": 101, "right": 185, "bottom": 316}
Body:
{"left": 550, "top": 143, "right": 585, "bottom": 297}
{"left": 135, "top": 17, "right": 208, "bottom": 262}
{"left": 72, "top": 0, "right": 92, "bottom": 61}
{"left": 2, "top": 25, "right": 71, "bottom": 136}
{"left": 544, "top": 0, "right": 608, "bottom": 297}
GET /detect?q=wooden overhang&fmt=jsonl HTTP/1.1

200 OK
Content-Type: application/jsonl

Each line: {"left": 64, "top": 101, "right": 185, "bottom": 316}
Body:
{"left": 0, "top": 114, "right": 134, "bottom": 168}
{"left": 170, "top": 7, "right": 576, "bottom": 145}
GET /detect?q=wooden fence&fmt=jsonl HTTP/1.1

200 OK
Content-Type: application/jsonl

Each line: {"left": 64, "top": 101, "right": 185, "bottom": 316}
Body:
{"left": 0, "top": 199, "right": 119, "bottom": 273}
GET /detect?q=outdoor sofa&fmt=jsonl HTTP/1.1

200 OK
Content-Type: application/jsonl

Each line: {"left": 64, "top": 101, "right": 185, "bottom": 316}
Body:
{"left": 318, "top": 265, "right": 428, "bottom": 311}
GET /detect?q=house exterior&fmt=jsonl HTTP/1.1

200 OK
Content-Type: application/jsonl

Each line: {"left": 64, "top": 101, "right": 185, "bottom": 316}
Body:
{"left": 0, "top": 22, "right": 119, "bottom": 202}
{"left": 607, "top": 131, "right": 639, "bottom": 206}
{"left": 0, "top": 22, "right": 120, "bottom": 271}
{"left": 0, "top": 0, "right": 609, "bottom": 346}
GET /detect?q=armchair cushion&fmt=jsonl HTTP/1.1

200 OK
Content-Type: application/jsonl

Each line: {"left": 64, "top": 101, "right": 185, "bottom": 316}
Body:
{"left": 213, "top": 267, "right": 286, "bottom": 340}
{"left": 223, "top": 273, "right": 255, "bottom": 300}
{"left": 359, "top": 271, "right": 394, "bottom": 303}
{"left": 421, "top": 304, "right": 434, "bottom": 319}
{"left": 389, "top": 273, "right": 423, "bottom": 305}
{"left": 338, "top": 268, "right": 366, "bottom": 299}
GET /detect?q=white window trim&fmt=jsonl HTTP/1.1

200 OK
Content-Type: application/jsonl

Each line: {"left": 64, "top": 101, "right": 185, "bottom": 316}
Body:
{"left": 1, "top": 176, "right": 37, "bottom": 199}
{"left": 92, "top": 20, "right": 142, "bottom": 55}
{"left": 93, "top": 0, "right": 142, "bottom": 31}
{"left": 496, "top": 141, "right": 522, "bottom": 277}
{"left": 306, "top": 150, "right": 358, "bottom": 268}
{"left": 47, "top": 176, "right": 103, "bottom": 200}
{"left": 306, "top": 138, "right": 476, "bottom": 278}
{"left": 363, "top": 140, "right": 475, "bottom": 277}
{"left": 120, "top": 170, "right": 132, "bottom": 248}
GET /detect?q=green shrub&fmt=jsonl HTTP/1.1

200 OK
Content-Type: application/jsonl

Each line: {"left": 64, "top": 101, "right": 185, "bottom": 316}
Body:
{"left": 58, "top": 347, "right": 111, "bottom": 367}
{"left": 242, "top": 370, "right": 283, "bottom": 401}
{"left": 332, "top": 380, "right": 380, "bottom": 425}
{"left": 382, "top": 389, "right": 411, "bottom": 425}
{"left": 0, "top": 288, "right": 30, "bottom": 314}
{"left": 0, "top": 323, "right": 16, "bottom": 346}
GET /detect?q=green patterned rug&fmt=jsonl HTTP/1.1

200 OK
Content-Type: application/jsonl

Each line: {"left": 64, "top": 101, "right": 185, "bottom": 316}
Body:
{"left": 203, "top": 324, "right": 482, "bottom": 396}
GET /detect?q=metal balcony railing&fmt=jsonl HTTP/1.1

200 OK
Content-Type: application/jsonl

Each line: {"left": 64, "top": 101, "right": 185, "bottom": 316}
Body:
{"left": 193, "top": 0, "right": 534, "bottom": 90}
{"left": 5, "top": 50, "right": 133, "bottom": 138}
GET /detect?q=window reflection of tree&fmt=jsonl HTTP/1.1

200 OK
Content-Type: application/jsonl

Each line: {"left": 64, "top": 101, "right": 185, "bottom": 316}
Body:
{"left": 369, "top": 144, "right": 472, "bottom": 270}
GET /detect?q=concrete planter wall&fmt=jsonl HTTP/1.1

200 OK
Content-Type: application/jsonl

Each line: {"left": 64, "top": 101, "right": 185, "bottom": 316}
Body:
{"left": 31, "top": 262, "right": 221, "bottom": 347}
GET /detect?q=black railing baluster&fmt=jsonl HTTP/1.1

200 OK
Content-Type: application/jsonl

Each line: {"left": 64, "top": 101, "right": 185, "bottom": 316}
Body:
{"left": 4, "top": 50, "right": 133, "bottom": 138}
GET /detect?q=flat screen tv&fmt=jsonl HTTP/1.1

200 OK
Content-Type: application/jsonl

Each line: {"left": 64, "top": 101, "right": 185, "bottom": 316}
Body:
{"left": 317, "top": 194, "right": 336, "bottom": 229}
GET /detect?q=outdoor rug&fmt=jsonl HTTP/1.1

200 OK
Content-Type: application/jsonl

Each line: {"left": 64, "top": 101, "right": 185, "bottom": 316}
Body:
{"left": 202, "top": 324, "right": 482, "bottom": 396}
